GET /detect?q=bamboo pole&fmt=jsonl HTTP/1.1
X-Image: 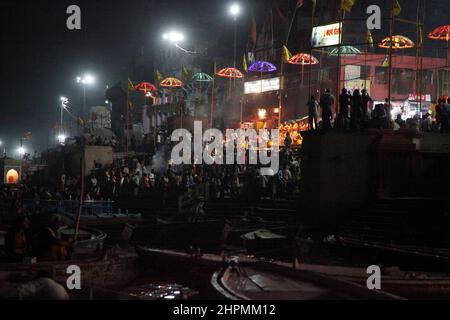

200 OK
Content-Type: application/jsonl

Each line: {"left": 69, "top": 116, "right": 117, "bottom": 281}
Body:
{"left": 73, "top": 158, "right": 85, "bottom": 243}
{"left": 388, "top": 0, "right": 395, "bottom": 105}
{"left": 210, "top": 77, "right": 215, "bottom": 128}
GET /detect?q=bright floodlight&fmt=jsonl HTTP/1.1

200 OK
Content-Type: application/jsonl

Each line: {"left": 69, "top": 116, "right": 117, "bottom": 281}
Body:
{"left": 230, "top": 3, "right": 241, "bottom": 17}
{"left": 17, "top": 147, "right": 25, "bottom": 155}
{"left": 163, "top": 31, "right": 184, "bottom": 44}
{"left": 57, "top": 134, "right": 66, "bottom": 144}
{"left": 77, "top": 74, "right": 95, "bottom": 85}
{"left": 257, "top": 109, "right": 267, "bottom": 120}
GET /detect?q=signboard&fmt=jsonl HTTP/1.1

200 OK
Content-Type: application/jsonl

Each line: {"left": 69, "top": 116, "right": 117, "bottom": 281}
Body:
{"left": 244, "top": 77, "right": 280, "bottom": 94}
{"left": 311, "top": 22, "right": 342, "bottom": 48}
{"left": 408, "top": 94, "right": 431, "bottom": 102}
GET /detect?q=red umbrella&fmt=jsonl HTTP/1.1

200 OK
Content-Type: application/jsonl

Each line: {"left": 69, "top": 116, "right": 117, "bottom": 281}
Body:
{"left": 134, "top": 82, "right": 158, "bottom": 93}
{"left": 429, "top": 25, "right": 450, "bottom": 42}
{"left": 216, "top": 67, "right": 244, "bottom": 79}
{"left": 160, "top": 77, "right": 184, "bottom": 88}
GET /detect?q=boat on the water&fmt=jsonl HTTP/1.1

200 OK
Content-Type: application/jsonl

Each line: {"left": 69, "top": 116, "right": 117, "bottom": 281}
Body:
{"left": 136, "top": 246, "right": 400, "bottom": 300}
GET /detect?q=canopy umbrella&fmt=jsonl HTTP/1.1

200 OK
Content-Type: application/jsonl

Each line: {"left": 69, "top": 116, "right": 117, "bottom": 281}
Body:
{"left": 191, "top": 72, "right": 214, "bottom": 82}
{"left": 216, "top": 67, "right": 244, "bottom": 79}
{"left": 248, "top": 61, "right": 277, "bottom": 104}
{"left": 248, "top": 61, "right": 277, "bottom": 72}
{"left": 288, "top": 53, "right": 319, "bottom": 87}
{"left": 378, "top": 35, "right": 415, "bottom": 49}
{"left": 160, "top": 77, "right": 184, "bottom": 88}
{"left": 216, "top": 67, "right": 244, "bottom": 98}
{"left": 428, "top": 25, "right": 450, "bottom": 42}
{"left": 134, "top": 82, "right": 158, "bottom": 94}
{"left": 160, "top": 77, "right": 185, "bottom": 128}
{"left": 429, "top": 26, "right": 450, "bottom": 96}
{"left": 329, "top": 46, "right": 361, "bottom": 56}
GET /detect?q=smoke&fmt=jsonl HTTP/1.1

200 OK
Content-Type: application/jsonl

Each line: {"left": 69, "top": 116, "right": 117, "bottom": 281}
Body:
{"left": 151, "top": 144, "right": 170, "bottom": 175}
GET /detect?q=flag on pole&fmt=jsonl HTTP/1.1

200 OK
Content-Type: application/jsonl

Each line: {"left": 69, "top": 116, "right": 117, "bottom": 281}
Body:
{"left": 393, "top": 0, "right": 401, "bottom": 17}
{"left": 296, "top": 0, "right": 304, "bottom": 8}
{"left": 282, "top": 45, "right": 292, "bottom": 63}
{"left": 182, "top": 66, "right": 189, "bottom": 80}
{"left": 367, "top": 29, "right": 374, "bottom": 48}
{"left": 243, "top": 54, "right": 248, "bottom": 72}
{"left": 155, "top": 69, "right": 162, "bottom": 82}
{"left": 128, "top": 78, "right": 134, "bottom": 91}
{"left": 341, "top": 0, "right": 357, "bottom": 13}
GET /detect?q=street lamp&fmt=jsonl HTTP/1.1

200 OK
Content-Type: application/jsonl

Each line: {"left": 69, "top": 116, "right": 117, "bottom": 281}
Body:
{"left": 76, "top": 74, "right": 95, "bottom": 116}
{"left": 17, "top": 147, "right": 25, "bottom": 156}
{"left": 229, "top": 3, "right": 241, "bottom": 70}
{"left": 162, "top": 30, "right": 197, "bottom": 54}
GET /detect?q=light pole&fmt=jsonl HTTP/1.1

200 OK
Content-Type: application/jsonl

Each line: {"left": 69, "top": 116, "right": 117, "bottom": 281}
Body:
{"left": 59, "top": 97, "right": 69, "bottom": 144}
{"left": 229, "top": 3, "right": 241, "bottom": 70}
{"left": 162, "top": 31, "right": 197, "bottom": 54}
{"left": 76, "top": 74, "right": 95, "bottom": 117}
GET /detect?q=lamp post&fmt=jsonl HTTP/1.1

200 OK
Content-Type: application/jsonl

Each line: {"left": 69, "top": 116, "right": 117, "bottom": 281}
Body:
{"left": 229, "top": 3, "right": 241, "bottom": 70}
{"left": 162, "top": 30, "right": 197, "bottom": 54}
{"left": 76, "top": 74, "right": 95, "bottom": 117}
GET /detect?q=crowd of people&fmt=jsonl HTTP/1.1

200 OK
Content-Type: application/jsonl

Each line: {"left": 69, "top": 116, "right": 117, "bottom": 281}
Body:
{"left": 307, "top": 87, "right": 449, "bottom": 132}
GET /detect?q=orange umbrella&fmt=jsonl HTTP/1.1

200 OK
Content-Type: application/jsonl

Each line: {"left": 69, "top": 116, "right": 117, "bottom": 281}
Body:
{"left": 379, "top": 35, "right": 415, "bottom": 49}
{"left": 160, "top": 77, "right": 184, "bottom": 88}
{"left": 216, "top": 67, "right": 244, "bottom": 79}
{"left": 288, "top": 53, "right": 319, "bottom": 87}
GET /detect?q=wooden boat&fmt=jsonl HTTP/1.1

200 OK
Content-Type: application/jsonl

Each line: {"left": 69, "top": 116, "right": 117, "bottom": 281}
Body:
{"left": 136, "top": 247, "right": 400, "bottom": 300}
{"left": 329, "top": 236, "right": 450, "bottom": 272}
{"left": 270, "top": 261, "right": 450, "bottom": 300}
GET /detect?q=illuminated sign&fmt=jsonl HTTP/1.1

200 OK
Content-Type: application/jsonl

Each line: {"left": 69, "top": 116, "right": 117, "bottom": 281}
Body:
{"left": 244, "top": 77, "right": 280, "bottom": 94}
{"left": 311, "top": 22, "right": 342, "bottom": 48}
{"left": 408, "top": 94, "right": 431, "bottom": 102}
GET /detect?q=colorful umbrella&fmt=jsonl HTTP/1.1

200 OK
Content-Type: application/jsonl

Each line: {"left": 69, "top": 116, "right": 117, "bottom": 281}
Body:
{"left": 191, "top": 72, "right": 214, "bottom": 82}
{"left": 378, "top": 35, "right": 415, "bottom": 49}
{"left": 288, "top": 53, "right": 319, "bottom": 65}
{"left": 248, "top": 61, "right": 277, "bottom": 72}
{"left": 329, "top": 46, "right": 361, "bottom": 56}
{"left": 288, "top": 53, "right": 319, "bottom": 87}
{"left": 160, "top": 77, "right": 184, "bottom": 88}
{"left": 134, "top": 82, "right": 157, "bottom": 93}
{"left": 428, "top": 25, "right": 450, "bottom": 42}
{"left": 216, "top": 67, "right": 244, "bottom": 79}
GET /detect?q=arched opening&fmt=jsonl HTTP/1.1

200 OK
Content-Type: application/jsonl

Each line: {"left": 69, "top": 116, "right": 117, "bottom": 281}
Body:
{"left": 6, "top": 169, "right": 19, "bottom": 184}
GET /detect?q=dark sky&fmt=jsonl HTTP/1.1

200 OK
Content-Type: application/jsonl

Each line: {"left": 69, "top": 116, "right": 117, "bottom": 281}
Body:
{"left": 0, "top": 0, "right": 250, "bottom": 154}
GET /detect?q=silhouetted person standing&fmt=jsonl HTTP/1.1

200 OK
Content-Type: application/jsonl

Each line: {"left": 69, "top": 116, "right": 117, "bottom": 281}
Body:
{"left": 307, "top": 96, "right": 319, "bottom": 130}
{"left": 338, "top": 88, "right": 351, "bottom": 129}
{"left": 350, "top": 89, "right": 363, "bottom": 129}
{"left": 361, "top": 89, "right": 372, "bottom": 122}
{"left": 320, "top": 88, "right": 335, "bottom": 130}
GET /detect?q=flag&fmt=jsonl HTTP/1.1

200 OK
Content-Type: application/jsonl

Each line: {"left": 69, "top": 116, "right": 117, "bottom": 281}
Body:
{"left": 182, "top": 66, "right": 189, "bottom": 80}
{"left": 282, "top": 45, "right": 292, "bottom": 63}
{"left": 393, "top": 0, "right": 401, "bottom": 17}
{"left": 127, "top": 78, "right": 134, "bottom": 91}
{"left": 382, "top": 55, "right": 390, "bottom": 68}
{"left": 22, "top": 132, "right": 32, "bottom": 141}
{"left": 213, "top": 60, "right": 217, "bottom": 75}
{"left": 296, "top": 0, "right": 304, "bottom": 9}
{"left": 243, "top": 54, "right": 248, "bottom": 72}
{"left": 155, "top": 69, "right": 162, "bottom": 82}
{"left": 312, "top": 0, "right": 317, "bottom": 15}
{"left": 367, "top": 29, "right": 374, "bottom": 48}
{"left": 341, "top": 0, "right": 357, "bottom": 13}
